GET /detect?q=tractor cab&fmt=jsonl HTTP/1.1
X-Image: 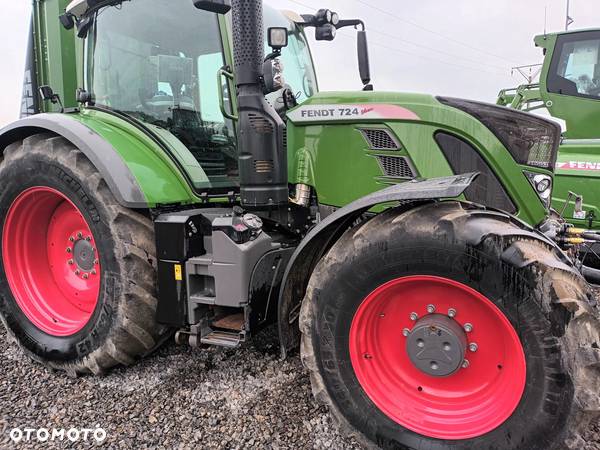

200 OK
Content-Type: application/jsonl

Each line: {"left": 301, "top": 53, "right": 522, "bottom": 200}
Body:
{"left": 67, "top": 0, "right": 319, "bottom": 193}
{"left": 498, "top": 28, "right": 600, "bottom": 139}
{"left": 537, "top": 29, "right": 600, "bottom": 139}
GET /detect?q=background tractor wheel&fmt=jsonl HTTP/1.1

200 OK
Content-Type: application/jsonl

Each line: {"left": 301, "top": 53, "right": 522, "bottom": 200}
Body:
{"left": 300, "top": 201, "right": 600, "bottom": 450}
{"left": 0, "top": 133, "right": 167, "bottom": 375}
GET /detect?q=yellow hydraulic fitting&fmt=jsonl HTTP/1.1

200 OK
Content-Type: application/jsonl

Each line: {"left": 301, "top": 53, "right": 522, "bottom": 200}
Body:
{"left": 563, "top": 237, "right": 586, "bottom": 245}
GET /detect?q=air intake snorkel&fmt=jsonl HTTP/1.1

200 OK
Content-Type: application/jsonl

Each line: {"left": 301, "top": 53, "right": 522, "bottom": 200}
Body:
{"left": 195, "top": 0, "right": 288, "bottom": 212}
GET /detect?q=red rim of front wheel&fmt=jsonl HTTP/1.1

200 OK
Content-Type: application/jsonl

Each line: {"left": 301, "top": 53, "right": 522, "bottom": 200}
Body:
{"left": 2, "top": 186, "right": 101, "bottom": 337}
{"left": 349, "top": 275, "right": 526, "bottom": 440}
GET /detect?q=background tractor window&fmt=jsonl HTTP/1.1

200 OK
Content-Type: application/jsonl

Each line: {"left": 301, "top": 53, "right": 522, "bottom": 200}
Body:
{"left": 87, "top": 0, "right": 238, "bottom": 189}
{"left": 551, "top": 34, "right": 600, "bottom": 99}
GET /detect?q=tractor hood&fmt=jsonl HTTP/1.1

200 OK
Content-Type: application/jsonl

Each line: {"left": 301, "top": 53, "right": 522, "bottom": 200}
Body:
{"left": 287, "top": 92, "right": 561, "bottom": 174}
{"left": 284, "top": 90, "right": 553, "bottom": 225}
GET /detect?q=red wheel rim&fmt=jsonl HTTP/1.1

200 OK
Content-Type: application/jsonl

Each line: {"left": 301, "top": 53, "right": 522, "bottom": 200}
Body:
{"left": 2, "top": 187, "right": 101, "bottom": 336}
{"left": 349, "top": 275, "right": 526, "bottom": 440}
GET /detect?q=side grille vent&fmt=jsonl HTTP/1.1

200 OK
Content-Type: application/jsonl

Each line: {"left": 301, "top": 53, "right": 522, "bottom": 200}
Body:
{"left": 248, "top": 113, "right": 274, "bottom": 134}
{"left": 360, "top": 129, "right": 399, "bottom": 150}
{"left": 435, "top": 131, "right": 516, "bottom": 213}
{"left": 254, "top": 160, "right": 274, "bottom": 173}
{"left": 282, "top": 127, "right": 287, "bottom": 149}
{"left": 376, "top": 156, "right": 415, "bottom": 179}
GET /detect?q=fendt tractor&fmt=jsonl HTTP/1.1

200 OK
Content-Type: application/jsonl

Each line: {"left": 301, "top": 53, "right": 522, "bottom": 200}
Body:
{"left": 2, "top": 0, "right": 600, "bottom": 448}
{"left": 498, "top": 28, "right": 600, "bottom": 269}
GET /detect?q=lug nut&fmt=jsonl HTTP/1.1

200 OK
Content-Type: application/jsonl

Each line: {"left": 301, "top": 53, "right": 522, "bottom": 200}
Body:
{"left": 86, "top": 236, "right": 91, "bottom": 242}
{"left": 75, "top": 270, "right": 80, "bottom": 276}
{"left": 469, "top": 342, "right": 478, "bottom": 352}
{"left": 82, "top": 273, "right": 89, "bottom": 280}
{"left": 464, "top": 323, "right": 473, "bottom": 333}
{"left": 91, "top": 269, "right": 97, "bottom": 275}
{"left": 448, "top": 308, "right": 457, "bottom": 318}
{"left": 69, "top": 236, "right": 75, "bottom": 242}
{"left": 462, "top": 359, "right": 470, "bottom": 369}
{"left": 67, "top": 259, "right": 74, "bottom": 265}
{"left": 402, "top": 328, "right": 410, "bottom": 337}
{"left": 409, "top": 312, "right": 418, "bottom": 321}
{"left": 94, "top": 259, "right": 99, "bottom": 265}
{"left": 77, "top": 232, "right": 83, "bottom": 239}
{"left": 426, "top": 304, "right": 436, "bottom": 314}
{"left": 66, "top": 247, "right": 72, "bottom": 253}
{"left": 363, "top": 353, "right": 373, "bottom": 360}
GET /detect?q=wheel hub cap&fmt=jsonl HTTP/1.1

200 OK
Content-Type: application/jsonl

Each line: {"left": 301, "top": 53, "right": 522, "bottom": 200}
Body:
{"left": 406, "top": 314, "right": 467, "bottom": 377}
{"left": 73, "top": 238, "right": 95, "bottom": 272}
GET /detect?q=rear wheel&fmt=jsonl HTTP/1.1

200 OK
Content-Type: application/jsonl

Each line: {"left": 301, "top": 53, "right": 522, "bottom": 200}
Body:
{"left": 300, "top": 202, "right": 600, "bottom": 450}
{"left": 0, "top": 134, "right": 165, "bottom": 374}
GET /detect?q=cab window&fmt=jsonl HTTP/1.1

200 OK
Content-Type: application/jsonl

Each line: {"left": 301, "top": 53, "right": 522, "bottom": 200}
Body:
{"left": 548, "top": 32, "right": 600, "bottom": 99}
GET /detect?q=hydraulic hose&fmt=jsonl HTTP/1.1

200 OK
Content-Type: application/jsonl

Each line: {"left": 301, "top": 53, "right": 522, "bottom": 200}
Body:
{"left": 582, "top": 265, "right": 600, "bottom": 285}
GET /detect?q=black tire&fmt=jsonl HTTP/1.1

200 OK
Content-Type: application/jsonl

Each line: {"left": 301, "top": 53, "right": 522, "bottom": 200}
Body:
{"left": 0, "top": 133, "right": 167, "bottom": 375}
{"left": 300, "top": 201, "right": 600, "bottom": 450}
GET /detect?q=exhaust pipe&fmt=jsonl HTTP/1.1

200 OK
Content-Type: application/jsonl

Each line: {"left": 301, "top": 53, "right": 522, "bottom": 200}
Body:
{"left": 231, "top": 0, "right": 288, "bottom": 210}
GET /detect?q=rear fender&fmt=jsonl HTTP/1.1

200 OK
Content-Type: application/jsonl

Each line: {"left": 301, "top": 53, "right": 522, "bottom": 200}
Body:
{"left": 277, "top": 173, "right": 479, "bottom": 356}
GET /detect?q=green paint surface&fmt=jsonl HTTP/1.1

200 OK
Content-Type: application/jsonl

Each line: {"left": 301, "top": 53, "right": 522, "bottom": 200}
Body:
{"left": 70, "top": 109, "right": 199, "bottom": 206}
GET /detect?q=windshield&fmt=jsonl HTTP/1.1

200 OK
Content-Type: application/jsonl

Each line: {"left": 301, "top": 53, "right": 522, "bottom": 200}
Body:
{"left": 86, "top": 0, "right": 238, "bottom": 190}
{"left": 263, "top": 7, "right": 318, "bottom": 102}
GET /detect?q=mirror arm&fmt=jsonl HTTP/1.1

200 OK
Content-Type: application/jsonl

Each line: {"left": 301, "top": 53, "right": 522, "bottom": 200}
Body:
{"left": 335, "top": 19, "right": 365, "bottom": 31}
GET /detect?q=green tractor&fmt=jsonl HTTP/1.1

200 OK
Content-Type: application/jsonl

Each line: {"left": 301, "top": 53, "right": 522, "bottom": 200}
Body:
{"left": 2, "top": 1, "right": 600, "bottom": 448}
{"left": 498, "top": 28, "right": 600, "bottom": 268}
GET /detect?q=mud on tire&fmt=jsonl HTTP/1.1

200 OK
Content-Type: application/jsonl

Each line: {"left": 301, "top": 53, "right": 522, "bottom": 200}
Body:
{"left": 0, "top": 133, "right": 167, "bottom": 375}
{"left": 300, "top": 201, "right": 600, "bottom": 450}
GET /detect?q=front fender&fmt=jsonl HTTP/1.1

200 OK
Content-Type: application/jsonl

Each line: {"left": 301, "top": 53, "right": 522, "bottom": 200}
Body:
{"left": 277, "top": 172, "right": 479, "bottom": 356}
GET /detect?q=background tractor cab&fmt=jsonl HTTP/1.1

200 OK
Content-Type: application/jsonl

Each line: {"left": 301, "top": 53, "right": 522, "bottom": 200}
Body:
{"left": 498, "top": 29, "right": 600, "bottom": 261}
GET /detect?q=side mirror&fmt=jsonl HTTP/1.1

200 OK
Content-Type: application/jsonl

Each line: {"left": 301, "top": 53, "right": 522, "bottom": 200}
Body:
{"left": 193, "top": 0, "right": 231, "bottom": 14}
{"left": 357, "top": 30, "right": 371, "bottom": 87}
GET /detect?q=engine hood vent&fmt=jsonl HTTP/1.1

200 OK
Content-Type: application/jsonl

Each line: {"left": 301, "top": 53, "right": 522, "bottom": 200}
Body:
{"left": 359, "top": 128, "right": 400, "bottom": 150}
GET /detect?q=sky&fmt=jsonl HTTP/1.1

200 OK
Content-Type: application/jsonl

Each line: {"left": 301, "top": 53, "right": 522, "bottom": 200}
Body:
{"left": 1, "top": 0, "right": 599, "bottom": 127}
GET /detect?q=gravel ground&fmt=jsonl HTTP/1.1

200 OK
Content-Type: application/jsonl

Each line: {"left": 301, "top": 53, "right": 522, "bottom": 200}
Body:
{"left": 2, "top": 290, "right": 600, "bottom": 450}
{"left": 0, "top": 326, "right": 359, "bottom": 449}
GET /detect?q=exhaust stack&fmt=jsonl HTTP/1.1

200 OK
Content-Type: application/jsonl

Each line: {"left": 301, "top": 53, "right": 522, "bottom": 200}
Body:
{"left": 231, "top": 0, "right": 288, "bottom": 209}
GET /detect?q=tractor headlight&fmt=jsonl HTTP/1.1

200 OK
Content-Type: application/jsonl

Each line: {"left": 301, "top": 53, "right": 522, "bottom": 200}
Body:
{"left": 330, "top": 12, "right": 340, "bottom": 25}
{"left": 437, "top": 97, "right": 561, "bottom": 171}
{"left": 525, "top": 171, "right": 553, "bottom": 208}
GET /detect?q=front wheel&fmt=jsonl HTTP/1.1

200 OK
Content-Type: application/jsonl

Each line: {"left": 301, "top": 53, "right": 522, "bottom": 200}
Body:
{"left": 300, "top": 202, "right": 600, "bottom": 450}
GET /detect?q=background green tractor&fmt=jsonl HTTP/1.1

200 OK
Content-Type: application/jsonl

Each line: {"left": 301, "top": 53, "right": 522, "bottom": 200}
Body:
{"left": 498, "top": 28, "right": 600, "bottom": 267}
{"left": 1, "top": 0, "right": 599, "bottom": 449}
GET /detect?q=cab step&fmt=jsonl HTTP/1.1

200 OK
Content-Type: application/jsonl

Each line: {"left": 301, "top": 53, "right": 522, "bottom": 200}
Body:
{"left": 200, "top": 330, "right": 242, "bottom": 348}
